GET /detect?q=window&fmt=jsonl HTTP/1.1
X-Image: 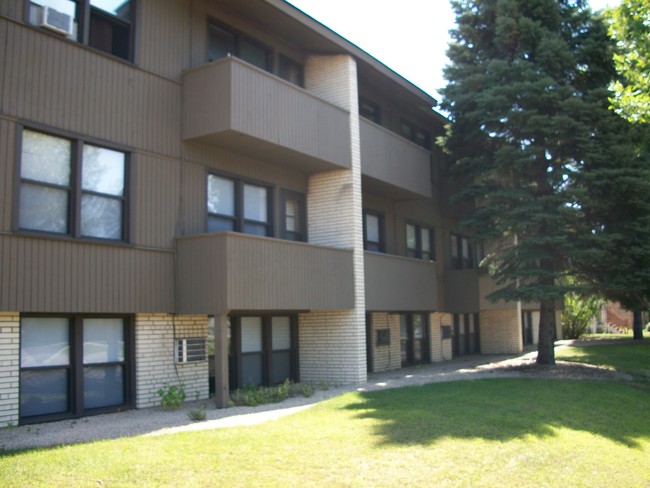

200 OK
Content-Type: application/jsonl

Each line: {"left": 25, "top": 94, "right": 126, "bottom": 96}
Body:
{"left": 208, "top": 20, "right": 273, "bottom": 72}
{"left": 27, "top": 1, "right": 135, "bottom": 61}
{"left": 279, "top": 54, "right": 304, "bottom": 87}
{"left": 406, "top": 223, "right": 435, "bottom": 260}
{"left": 400, "top": 313, "right": 428, "bottom": 366}
{"left": 360, "top": 98, "right": 381, "bottom": 124}
{"left": 229, "top": 315, "right": 298, "bottom": 388}
{"left": 363, "top": 210, "right": 384, "bottom": 252}
{"left": 281, "top": 190, "right": 306, "bottom": 242}
{"left": 451, "top": 234, "right": 473, "bottom": 269}
{"left": 207, "top": 174, "right": 272, "bottom": 237}
{"left": 18, "top": 129, "right": 128, "bottom": 241}
{"left": 400, "top": 118, "right": 430, "bottom": 149}
{"left": 20, "top": 315, "right": 133, "bottom": 423}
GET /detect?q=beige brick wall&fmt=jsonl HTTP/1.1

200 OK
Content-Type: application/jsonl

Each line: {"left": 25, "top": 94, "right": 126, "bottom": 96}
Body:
{"left": 135, "top": 314, "right": 209, "bottom": 408}
{"left": 429, "top": 312, "right": 454, "bottom": 362}
{"left": 0, "top": 313, "right": 19, "bottom": 427}
{"left": 368, "top": 313, "right": 401, "bottom": 373}
{"left": 479, "top": 307, "right": 523, "bottom": 354}
{"left": 301, "top": 54, "right": 367, "bottom": 385}
{"left": 299, "top": 310, "right": 367, "bottom": 384}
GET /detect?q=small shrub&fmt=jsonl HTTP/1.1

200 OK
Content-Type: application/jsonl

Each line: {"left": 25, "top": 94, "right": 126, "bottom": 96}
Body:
{"left": 187, "top": 404, "right": 207, "bottom": 422}
{"left": 230, "top": 380, "right": 315, "bottom": 407}
{"left": 156, "top": 384, "right": 186, "bottom": 410}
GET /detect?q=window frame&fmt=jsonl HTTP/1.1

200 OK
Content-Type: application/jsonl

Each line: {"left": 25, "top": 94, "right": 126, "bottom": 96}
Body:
{"left": 278, "top": 54, "right": 304, "bottom": 87}
{"left": 363, "top": 209, "right": 385, "bottom": 253}
{"left": 25, "top": 0, "right": 137, "bottom": 62}
{"left": 359, "top": 97, "right": 382, "bottom": 124}
{"left": 405, "top": 222, "right": 435, "bottom": 261}
{"left": 207, "top": 18, "right": 274, "bottom": 73}
{"left": 19, "top": 314, "right": 135, "bottom": 424}
{"left": 451, "top": 233, "right": 474, "bottom": 269}
{"left": 229, "top": 314, "right": 299, "bottom": 389}
{"left": 206, "top": 171, "right": 274, "bottom": 237}
{"left": 400, "top": 118, "right": 431, "bottom": 149}
{"left": 280, "top": 189, "right": 307, "bottom": 242}
{"left": 15, "top": 124, "right": 131, "bottom": 243}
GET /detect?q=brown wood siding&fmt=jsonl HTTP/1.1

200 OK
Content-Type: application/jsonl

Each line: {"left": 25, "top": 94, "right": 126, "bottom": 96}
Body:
{"left": 364, "top": 252, "right": 438, "bottom": 311}
{"left": 132, "top": 154, "right": 181, "bottom": 249}
{"left": 360, "top": 118, "right": 432, "bottom": 199}
{"left": 138, "top": 0, "right": 191, "bottom": 79}
{"left": 0, "top": 235, "right": 174, "bottom": 313}
{"left": 0, "top": 119, "right": 15, "bottom": 232}
{"left": 182, "top": 57, "right": 352, "bottom": 172}
{"left": 0, "top": 1, "right": 22, "bottom": 20}
{"left": 444, "top": 269, "right": 480, "bottom": 313}
{"left": 1, "top": 18, "right": 181, "bottom": 158}
{"left": 177, "top": 232, "right": 355, "bottom": 314}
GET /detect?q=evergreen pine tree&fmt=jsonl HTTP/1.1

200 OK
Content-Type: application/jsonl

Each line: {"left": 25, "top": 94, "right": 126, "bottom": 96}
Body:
{"left": 440, "top": 0, "right": 643, "bottom": 362}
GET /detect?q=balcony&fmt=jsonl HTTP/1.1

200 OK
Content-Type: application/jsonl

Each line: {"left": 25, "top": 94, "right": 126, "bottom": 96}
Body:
{"left": 444, "top": 269, "right": 479, "bottom": 313}
{"left": 176, "top": 232, "right": 354, "bottom": 314}
{"left": 364, "top": 252, "right": 437, "bottom": 311}
{"left": 360, "top": 119, "right": 432, "bottom": 199}
{"left": 182, "top": 57, "right": 351, "bottom": 173}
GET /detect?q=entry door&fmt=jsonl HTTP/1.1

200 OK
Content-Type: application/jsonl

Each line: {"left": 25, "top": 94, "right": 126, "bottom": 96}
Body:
{"left": 522, "top": 311, "right": 534, "bottom": 346}
{"left": 400, "top": 314, "right": 428, "bottom": 366}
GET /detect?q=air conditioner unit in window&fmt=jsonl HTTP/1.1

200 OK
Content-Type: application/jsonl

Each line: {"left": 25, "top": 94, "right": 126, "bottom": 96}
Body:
{"left": 41, "top": 6, "right": 74, "bottom": 36}
{"left": 176, "top": 338, "right": 207, "bottom": 364}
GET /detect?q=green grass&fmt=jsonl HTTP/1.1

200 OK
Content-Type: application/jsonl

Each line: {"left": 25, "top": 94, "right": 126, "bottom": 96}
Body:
{"left": 2, "top": 339, "right": 650, "bottom": 487}
{"left": 557, "top": 337, "right": 650, "bottom": 380}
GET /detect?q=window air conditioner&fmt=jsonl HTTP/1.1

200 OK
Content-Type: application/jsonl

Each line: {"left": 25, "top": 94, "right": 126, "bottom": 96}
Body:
{"left": 176, "top": 338, "right": 207, "bottom": 363}
{"left": 41, "top": 6, "right": 74, "bottom": 36}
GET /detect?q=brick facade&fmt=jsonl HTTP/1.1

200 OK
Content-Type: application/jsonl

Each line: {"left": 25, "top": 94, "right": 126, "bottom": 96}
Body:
{"left": 301, "top": 54, "right": 367, "bottom": 385}
{"left": 135, "top": 314, "right": 209, "bottom": 408}
{"left": 0, "top": 313, "right": 19, "bottom": 427}
{"left": 479, "top": 307, "right": 523, "bottom": 354}
{"left": 368, "top": 313, "right": 401, "bottom": 373}
{"left": 429, "top": 312, "right": 454, "bottom": 362}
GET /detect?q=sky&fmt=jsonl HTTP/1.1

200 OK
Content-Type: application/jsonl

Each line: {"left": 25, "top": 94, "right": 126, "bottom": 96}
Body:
{"left": 286, "top": 0, "right": 621, "bottom": 103}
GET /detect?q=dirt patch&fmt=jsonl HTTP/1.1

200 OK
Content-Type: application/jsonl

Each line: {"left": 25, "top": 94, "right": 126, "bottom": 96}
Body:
{"left": 487, "top": 358, "right": 634, "bottom": 381}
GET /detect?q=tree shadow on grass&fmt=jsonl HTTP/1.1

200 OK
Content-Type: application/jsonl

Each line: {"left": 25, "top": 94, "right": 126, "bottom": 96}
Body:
{"left": 343, "top": 378, "right": 650, "bottom": 448}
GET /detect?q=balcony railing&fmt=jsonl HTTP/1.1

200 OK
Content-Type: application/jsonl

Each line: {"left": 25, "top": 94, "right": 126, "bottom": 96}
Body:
{"left": 360, "top": 119, "right": 432, "bottom": 198}
{"left": 182, "top": 57, "right": 352, "bottom": 172}
{"left": 176, "top": 232, "right": 354, "bottom": 314}
{"left": 364, "top": 252, "right": 438, "bottom": 311}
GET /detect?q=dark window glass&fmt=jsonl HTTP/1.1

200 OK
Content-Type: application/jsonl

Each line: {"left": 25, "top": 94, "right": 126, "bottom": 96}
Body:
{"left": 230, "top": 316, "right": 297, "bottom": 389}
{"left": 281, "top": 190, "right": 306, "bottom": 242}
{"left": 207, "top": 21, "right": 273, "bottom": 73}
{"left": 279, "top": 55, "right": 304, "bottom": 87}
{"left": 406, "top": 223, "right": 435, "bottom": 260}
{"left": 208, "top": 23, "right": 236, "bottom": 61}
{"left": 400, "top": 119, "right": 430, "bottom": 149}
{"left": 451, "top": 234, "right": 473, "bottom": 269}
{"left": 19, "top": 316, "right": 132, "bottom": 422}
{"left": 360, "top": 98, "right": 381, "bottom": 124}
{"left": 363, "top": 210, "right": 384, "bottom": 252}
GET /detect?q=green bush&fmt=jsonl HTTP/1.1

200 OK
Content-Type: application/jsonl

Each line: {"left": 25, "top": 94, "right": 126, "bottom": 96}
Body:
{"left": 230, "top": 380, "right": 315, "bottom": 407}
{"left": 562, "top": 293, "right": 602, "bottom": 339}
{"left": 156, "top": 384, "right": 186, "bottom": 410}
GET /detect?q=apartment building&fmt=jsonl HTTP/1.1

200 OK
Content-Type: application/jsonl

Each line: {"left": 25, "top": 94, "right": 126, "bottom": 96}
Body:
{"left": 0, "top": 0, "right": 553, "bottom": 427}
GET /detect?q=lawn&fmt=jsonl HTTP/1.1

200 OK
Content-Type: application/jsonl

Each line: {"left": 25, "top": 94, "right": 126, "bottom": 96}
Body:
{"left": 1, "top": 341, "right": 649, "bottom": 487}
{"left": 557, "top": 336, "right": 650, "bottom": 380}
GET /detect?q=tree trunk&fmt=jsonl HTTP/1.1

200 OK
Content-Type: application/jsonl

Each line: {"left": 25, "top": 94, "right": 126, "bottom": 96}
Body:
{"left": 537, "top": 298, "right": 557, "bottom": 365}
{"left": 633, "top": 310, "right": 644, "bottom": 341}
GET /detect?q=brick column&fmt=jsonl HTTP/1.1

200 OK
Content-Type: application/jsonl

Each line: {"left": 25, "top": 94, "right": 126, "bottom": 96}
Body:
{"left": 0, "top": 313, "right": 19, "bottom": 427}
{"left": 479, "top": 307, "right": 523, "bottom": 354}
{"left": 300, "top": 55, "right": 366, "bottom": 384}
